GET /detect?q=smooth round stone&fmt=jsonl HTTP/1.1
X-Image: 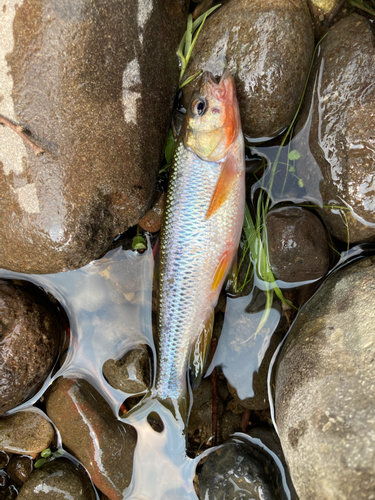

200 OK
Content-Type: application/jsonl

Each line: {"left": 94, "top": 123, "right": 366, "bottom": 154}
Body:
{"left": 17, "top": 458, "right": 96, "bottom": 500}
{"left": 0, "top": 412, "right": 54, "bottom": 459}
{"left": 6, "top": 456, "right": 33, "bottom": 485}
{"left": 0, "top": 281, "right": 60, "bottom": 415}
{"left": 275, "top": 256, "right": 375, "bottom": 499}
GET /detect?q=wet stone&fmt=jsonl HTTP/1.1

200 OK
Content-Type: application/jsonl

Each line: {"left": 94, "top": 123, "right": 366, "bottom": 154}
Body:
{"left": 182, "top": 0, "right": 314, "bottom": 139}
{"left": 6, "top": 456, "right": 33, "bottom": 486}
{"left": 0, "top": 412, "right": 54, "bottom": 459}
{"left": 197, "top": 435, "right": 290, "bottom": 500}
{"left": 0, "top": 484, "right": 18, "bottom": 500}
{"left": 139, "top": 192, "right": 166, "bottom": 233}
{"left": 0, "top": 281, "right": 60, "bottom": 415}
{"left": 266, "top": 207, "right": 330, "bottom": 283}
{"left": 103, "top": 345, "right": 150, "bottom": 394}
{"left": 46, "top": 377, "right": 137, "bottom": 500}
{"left": 0, "top": 451, "right": 10, "bottom": 469}
{"left": 0, "top": 0, "right": 188, "bottom": 273}
{"left": 188, "top": 379, "right": 223, "bottom": 448}
{"left": 298, "top": 15, "right": 375, "bottom": 243}
{"left": 0, "top": 470, "right": 9, "bottom": 488}
{"left": 17, "top": 458, "right": 96, "bottom": 500}
{"left": 275, "top": 256, "right": 375, "bottom": 499}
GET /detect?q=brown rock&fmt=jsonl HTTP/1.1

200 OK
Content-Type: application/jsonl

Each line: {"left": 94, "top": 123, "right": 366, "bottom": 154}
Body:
{"left": 182, "top": 0, "right": 314, "bottom": 140}
{"left": 298, "top": 15, "right": 375, "bottom": 244}
{"left": 6, "top": 456, "right": 33, "bottom": 485}
{"left": 17, "top": 458, "right": 96, "bottom": 500}
{"left": 266, "top": 207, "right": 330, "bottom": 282}
{"left": 0, "top": 412, "right": 54, "bottom": 459}
{"left": 0, "top": 281, "right": 61, "bottom": 415}
{"left": 0, "top": 0, "right": 188, "bottom": 273}
{"left": 103, "top": 345, "right": 150, "bottom": 394}
{"left": 46, "top": 377, "right": 137, "bottom": 500}
{"left": 139, "top": 192, "right": 166, "bottom": 233}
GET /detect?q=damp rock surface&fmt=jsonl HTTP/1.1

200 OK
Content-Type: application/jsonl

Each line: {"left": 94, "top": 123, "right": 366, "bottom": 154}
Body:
{"left": 298, "top": 15, "right": 375, "bottom": 243}
{"left": 17, "top": 458, "right": 96, "bottom": 500}
{"left": 0, "top": 412, "right": 54, "bottom": 459}
{"left": 182, "top": 0, "right": 314, "bottom": 139}
{"left": 103, "top": 345, "right": 150, "bottom": 394}
{"left": 0, "top": 0, "right": 187, "bottom": 273}
{"left": 0, "top": 282, "right": 60, "bottom": 415}
{"left": 46, "top": 377, "right": 137, "bottom": 500}
{"left": 266, "top": 207, "right": 330, "bottom": 282}
{"left": 275, "top": 256, "right": 375, "bottom": 499}
{"left": 197, "top": 434, "right": 290, "bottom": 499}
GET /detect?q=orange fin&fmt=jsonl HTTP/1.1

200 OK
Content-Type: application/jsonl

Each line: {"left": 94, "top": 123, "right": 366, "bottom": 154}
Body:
{"left": 212, "top": 250, "right": 232, "bottom": 291}
{"left": 190, "top": 311, "right": 215, "bottom": 390}
{"left": 206, "top": 154, "right": 238, "bottom": 219}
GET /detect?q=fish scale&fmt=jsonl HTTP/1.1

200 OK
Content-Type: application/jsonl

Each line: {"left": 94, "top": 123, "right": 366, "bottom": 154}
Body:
{"left": 156, "top": 140, "right": 242, "bottom": 401}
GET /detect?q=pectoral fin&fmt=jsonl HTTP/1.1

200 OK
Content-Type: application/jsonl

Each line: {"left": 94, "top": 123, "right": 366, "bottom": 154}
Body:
{"left": 190, "top": 311, "right": 215, "bottom": 390}
{"left": 206, "top": 154, "right": 238, "bottom": 219}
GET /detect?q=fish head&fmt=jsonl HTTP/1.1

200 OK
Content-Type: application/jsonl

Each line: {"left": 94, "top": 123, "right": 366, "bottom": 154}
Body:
{"left": 184, "top": 69, "right": 241, "bottom": 162}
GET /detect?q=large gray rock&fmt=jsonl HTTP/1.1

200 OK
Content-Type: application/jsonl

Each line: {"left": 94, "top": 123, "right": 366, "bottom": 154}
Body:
{"left": 0, "top": 0, "right": 187, "bottom": 273}
{"left": 182, "top": 0, "right": 314, "bottom": 140}
{"left": 0, "top": 281, "right": 61, "bottom": 415}
{"left": 298, "top": 15, "right": 375, "bottom": 244}
{"left": 17, "top": 458, "right": 96, "bottom": 500}
{"left": 275, "top": 256, "right": 375, "bottom": 499}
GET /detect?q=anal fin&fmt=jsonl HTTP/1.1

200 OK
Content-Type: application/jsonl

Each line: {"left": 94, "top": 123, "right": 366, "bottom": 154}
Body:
{"left": 190, "top": 311, "right": 215, "bottom": 391}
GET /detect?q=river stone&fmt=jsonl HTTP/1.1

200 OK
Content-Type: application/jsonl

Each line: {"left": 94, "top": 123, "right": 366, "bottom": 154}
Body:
{"left": 297, "top": 15, "right": 375, "bottom": 244}
{"left": 6, "top": 456, "right": 33, "bottom": 485}
{"left": 102, "top": 345, "right": 150, "bottom": 394}
{"left": 197, "top": 435, "right": 290, "bottom": 499}
{"left": 0, "top": 281, "right": 60, "bottom": 415}
{"left": 17, "top": 458, "right": 96, "bottom": 500}
{"left": 181, "top": 0, "right": 314, "bottom": 140}
{"left": 0, "top": 412, "right": 54, "bottom": 458}
{"left": 0, "top": 0, "right": 188, "bottom": 274}
{"left": 46, "top": 377, "right": 137, "bottom": 500}
{"left": 266, "top": 207, "right": 330, "bottom": 282}
{"left": 275, "top": 256, "right": 375, "bottom": 499}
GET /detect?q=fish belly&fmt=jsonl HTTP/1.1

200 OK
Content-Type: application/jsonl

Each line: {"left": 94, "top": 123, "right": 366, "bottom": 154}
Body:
{"left": 156, "top": 142, "right": 243, "bottom": 400}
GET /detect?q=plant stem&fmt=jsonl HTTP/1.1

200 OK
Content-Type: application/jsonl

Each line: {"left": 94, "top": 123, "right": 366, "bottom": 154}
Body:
{"left": 0, "top": 114, "right": 45, "bottom": 156}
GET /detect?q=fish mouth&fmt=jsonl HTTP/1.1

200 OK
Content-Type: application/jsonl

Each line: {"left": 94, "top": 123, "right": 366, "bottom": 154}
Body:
{"left": 202, "top": 69, "right": 230, "bottom": 86}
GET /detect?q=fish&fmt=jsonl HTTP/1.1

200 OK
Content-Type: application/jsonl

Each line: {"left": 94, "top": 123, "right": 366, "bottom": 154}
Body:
{"left": 155, "top": 69, "right": 245, "bottom": 407}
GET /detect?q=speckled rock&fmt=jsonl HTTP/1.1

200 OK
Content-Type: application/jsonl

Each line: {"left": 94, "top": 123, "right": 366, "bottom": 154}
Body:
{"left": 17, "top": 458, "right": 96, "bottom": 500}
{"left": 139, "top": 191, "right": 166, "bottom": 233}
{"left": 6, "top": 456, "right": 33, "bottom": 485}
{"left": 0, "top": 281, "right": 60, "bottom": 415}
{"left": 0, "top": 0, "right": 188, "bottom": 273}
{"left": 102, "top": 345, "right": 150, "bottom": 394}
{"left": 298, "top": 15, "right": 375, "bottom": 244}
{"left": 0, "top": 412, "right": 54, "bottom": 459}
{"left": 182, "top": 0, "right": 314, "bottom": 140}
{"left": 197, "top": 434, "right": 291, "bottom": 499}
{"left": 266, "top": 207, "right": 330, "bottom": 282}
{"left": 275, "top": 256, "right": 375, "bottom": 499}
{"left": 46, "top": 377, "right": 137, "bottom": 500}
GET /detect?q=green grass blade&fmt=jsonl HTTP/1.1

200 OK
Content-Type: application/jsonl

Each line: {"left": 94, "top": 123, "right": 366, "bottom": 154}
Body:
{"left": 185, "top": 14, "right": 193, "bottom": 58}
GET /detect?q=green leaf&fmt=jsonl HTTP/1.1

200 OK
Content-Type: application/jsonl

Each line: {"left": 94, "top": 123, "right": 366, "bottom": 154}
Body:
{"left": 34, "top": 458, "right": 48, "bottom": 468}
{"left": 179, "top": 70, "right": 202, "bottom": 90}
{"left": 288, "top": 149, "right": 300, "bottom": 161}
{"left": 298, "top": 178, "right": 304, "bottom": 188}
{"left": 164, "top": 129, "right": 175, "bottom": 165}
{"left": 41, "top": 448, "right": 51, "bottom": 458}
{"left": 132, "top": 235, "right": 147, "bottom": 251}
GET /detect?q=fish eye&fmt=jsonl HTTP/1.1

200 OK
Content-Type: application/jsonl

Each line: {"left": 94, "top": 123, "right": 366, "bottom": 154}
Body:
{"left": 191, "top": 97, "right": 206, "bottom": 117}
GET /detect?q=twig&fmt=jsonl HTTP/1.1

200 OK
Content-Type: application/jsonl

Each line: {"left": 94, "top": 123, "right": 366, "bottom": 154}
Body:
{"left": 241, "top": 408, "right": 251, "bottom": 433}
{"left": 0, "top": 114, "right": 45, "bottom": 156}
{"left": 210, "top": 337, "right": 218, "bottom": 446}
{"left": 325, "top": 0, "right": 348, "bottom": 24}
